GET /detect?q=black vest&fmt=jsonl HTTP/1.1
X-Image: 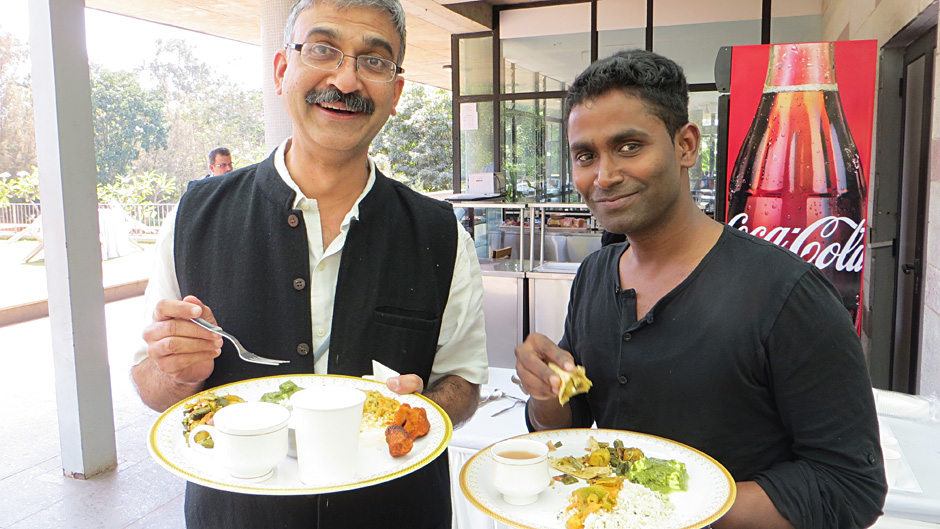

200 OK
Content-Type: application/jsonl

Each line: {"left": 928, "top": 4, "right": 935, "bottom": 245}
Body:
{"left": 174, "top": 152, "right": 457, "bottom": 529}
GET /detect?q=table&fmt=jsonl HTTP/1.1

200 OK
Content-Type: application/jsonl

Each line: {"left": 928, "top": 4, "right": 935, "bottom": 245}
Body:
{"left": 450, "top": 367, "right": 528, "bottom": 529}
{"left": 879, "top": 415, "right": 940, "bottom": 523}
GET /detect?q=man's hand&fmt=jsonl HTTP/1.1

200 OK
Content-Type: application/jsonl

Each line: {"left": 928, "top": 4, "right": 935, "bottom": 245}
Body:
{"left": 387, "top": 374, "right": 479, "bottom": 427}
{"left": 132, "top": 295, "right": 222, "bottom": 411}
{"left": 515, "top": 333, "right": 576, "bottom": 430}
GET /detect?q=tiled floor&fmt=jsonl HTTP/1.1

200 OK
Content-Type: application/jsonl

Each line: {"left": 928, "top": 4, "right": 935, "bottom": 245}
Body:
{"left": 0, "top": 296, "right": 187, "bottom": 529}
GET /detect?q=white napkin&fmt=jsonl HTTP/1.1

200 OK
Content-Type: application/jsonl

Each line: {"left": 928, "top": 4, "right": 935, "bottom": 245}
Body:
{"left": 363, "top": 360, "right": 400, "bottom": 383}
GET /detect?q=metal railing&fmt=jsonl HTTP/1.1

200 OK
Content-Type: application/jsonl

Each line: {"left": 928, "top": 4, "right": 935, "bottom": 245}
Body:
{"left": 0, "top": 202, "right": 176, "bottom": 233}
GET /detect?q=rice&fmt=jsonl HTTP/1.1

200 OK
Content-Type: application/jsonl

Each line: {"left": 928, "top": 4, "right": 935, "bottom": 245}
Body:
{"left": 581, "top": 481, "right": 673, "bottom": 529}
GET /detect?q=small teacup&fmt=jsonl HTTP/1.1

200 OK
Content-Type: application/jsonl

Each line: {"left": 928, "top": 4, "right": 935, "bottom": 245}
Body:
{"left": 491, "top": 438, "right": 550, "bottom": 505}
{"left": 883, "top": 447, "right": 901, "bottom": 487}
{"left": 189, "top": 401, "right": 290, "bottom": 480}
{"left": 290, "top": 386, "right": 367, "bottom": 485}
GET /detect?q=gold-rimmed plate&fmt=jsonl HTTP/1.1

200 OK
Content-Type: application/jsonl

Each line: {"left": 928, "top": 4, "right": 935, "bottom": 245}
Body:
{"left": 460, "top": 428, "right": 735, "bottom": 529}
{"left": 148, "top": 374, "right": 452, "bottom": 495}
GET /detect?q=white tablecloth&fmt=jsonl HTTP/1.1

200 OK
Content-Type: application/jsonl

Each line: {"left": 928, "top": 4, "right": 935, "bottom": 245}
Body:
{"left": 880, "top": 415, "right": 940, "bottom": 524}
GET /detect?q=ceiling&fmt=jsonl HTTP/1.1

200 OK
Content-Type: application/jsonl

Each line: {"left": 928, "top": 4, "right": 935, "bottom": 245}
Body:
{"left": 83, "top": 0, "right": 538, "bottom": 90}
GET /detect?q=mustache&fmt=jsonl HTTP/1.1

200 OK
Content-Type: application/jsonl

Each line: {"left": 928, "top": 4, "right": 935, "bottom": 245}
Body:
{"left": 304, "top": 87, "right": 375, "bottom": 115}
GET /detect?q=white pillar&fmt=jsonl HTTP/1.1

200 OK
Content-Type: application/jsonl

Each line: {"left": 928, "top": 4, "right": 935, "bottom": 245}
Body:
{"left": 262, "top": 0, "right": 295, "bottom": 153}
{"left": 28, "top": 0, "right": 116, "bottom": 478}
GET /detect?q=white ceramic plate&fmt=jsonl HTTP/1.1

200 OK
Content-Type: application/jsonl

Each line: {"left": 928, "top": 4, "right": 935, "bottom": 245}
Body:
{"left": 460, "top": 428, "right": 735, "bottom": 529}
{"left": 148, "top": 374, "right": 452, "bottom": 495}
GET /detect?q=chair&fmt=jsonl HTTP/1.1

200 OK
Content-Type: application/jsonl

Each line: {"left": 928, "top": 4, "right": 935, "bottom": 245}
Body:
{"left": 490, "top": 246, "right": 512, "bottom": 259}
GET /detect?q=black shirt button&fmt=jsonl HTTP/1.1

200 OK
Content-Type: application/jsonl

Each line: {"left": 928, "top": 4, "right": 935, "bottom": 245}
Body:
{"left": 293, "top": 278, "right": 306, "bottom": 290}
{"left": 618, "top": 375, "right": 628, "bottom": 384}
{"left": 867, "top": 453, "right": 876, "bottom": 465}
{"left": 297, "top": 343, "right": 310, "bottom": 356}
{"left": 287, "top": 214, "right": 300, "bottom": 227}
{"left": 622, "top": 332, "right": 632, "bottom": 342}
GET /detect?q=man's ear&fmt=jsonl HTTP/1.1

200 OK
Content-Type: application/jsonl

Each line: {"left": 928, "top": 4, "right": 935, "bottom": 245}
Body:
{"left": 676, "top": 122, "right": 701, "bottom": 168}
{"left": 390, "top": 77, "right": 405, "bottom": 117}
{"left": 273, "top": 50, "right": 288, "bottom": 95}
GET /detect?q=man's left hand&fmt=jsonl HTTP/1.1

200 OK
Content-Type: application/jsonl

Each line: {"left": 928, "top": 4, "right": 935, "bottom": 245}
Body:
{"left": 386, "top": 374, "right": 424, "bottom": 395}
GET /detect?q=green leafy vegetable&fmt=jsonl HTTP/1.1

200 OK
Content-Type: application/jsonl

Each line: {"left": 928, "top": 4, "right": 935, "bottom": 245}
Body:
{"left": 625, "top": 457, "right": 689, "bottom": 495}
{"left": 260, "top": 380, "right": 303, "bottom": 404}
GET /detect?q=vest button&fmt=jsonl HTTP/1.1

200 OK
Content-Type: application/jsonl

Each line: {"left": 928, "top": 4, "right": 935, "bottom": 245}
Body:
{"left": 297, "top": 343, "right": 310, "bottom": 356}
{"left": 287, "top": 214, "right": 300, "bottom": 228}
{"left": 618, "top": 375, "right": 629, "bottom": 385}
{"left": 622, "top": 332, "right": 632, "bottom": 342}
{"left": 293, "top": 278, "right": 306, "bottom": 290}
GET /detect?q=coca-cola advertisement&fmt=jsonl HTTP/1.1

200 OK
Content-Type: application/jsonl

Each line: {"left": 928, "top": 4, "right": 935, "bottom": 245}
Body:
{"left": 725, "top": 40, "right": 877, "bottom": 331}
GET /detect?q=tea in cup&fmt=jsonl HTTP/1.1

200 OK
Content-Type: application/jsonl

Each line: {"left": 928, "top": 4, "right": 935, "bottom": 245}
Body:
{"left": 491, "top": 438, "right": 550, "bottom": 505}
{"left": 189, "top": 401, "right": 290, "bottom": 480}
{"left": 290, "top": 386, "right": 366, "bottom": 485}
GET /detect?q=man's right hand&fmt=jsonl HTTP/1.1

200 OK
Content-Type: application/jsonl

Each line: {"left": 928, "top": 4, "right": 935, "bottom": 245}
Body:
{"left": 514, "top": 333, "right": 576, "bottom": 430}
{"left": 141, "top": 295, "right": 222, "bottom": 385}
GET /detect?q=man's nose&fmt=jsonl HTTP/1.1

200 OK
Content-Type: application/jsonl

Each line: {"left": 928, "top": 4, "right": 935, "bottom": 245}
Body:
{"left": 328, "top": 56, "right": 362, "bottom": 94}
{"left": 595, "top": 155, "right": 625, "bottom": 189}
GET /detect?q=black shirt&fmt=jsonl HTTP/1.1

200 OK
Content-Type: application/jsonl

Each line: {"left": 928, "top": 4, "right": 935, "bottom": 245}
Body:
{"left": 551, "top": 225, "right": 886, "bottom": 529}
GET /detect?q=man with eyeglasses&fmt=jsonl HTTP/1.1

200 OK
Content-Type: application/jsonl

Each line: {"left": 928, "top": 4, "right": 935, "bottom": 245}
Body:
{"left": 205, "top": 147, "right": 233, "bottom": 178}
{"left": 131, "top": 1, "right": 487, "bottom": 528}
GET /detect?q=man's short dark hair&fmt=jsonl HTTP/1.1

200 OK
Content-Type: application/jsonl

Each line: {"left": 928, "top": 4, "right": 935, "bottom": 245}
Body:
{"left": 564, "top": 49, "right": 690, "bottom": 141}
{"left": 209, "top": 147, "right": 231, "bottom": 164}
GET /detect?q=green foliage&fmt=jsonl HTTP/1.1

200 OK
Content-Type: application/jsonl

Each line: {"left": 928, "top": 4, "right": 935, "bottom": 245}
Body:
{"left": 0, "top": 168, "right": 39, "bottom": 205}
{"left": 371, "top": 83, "right": 453, "bottom": 192}
{"left": 97, "top": 170, "right": 177, "bottom": 204}
{"left": 0, "top": 30, "right": 37, "bottom": 176}
{"left": 91, "top": 66, "right": 169, "bottom": 184}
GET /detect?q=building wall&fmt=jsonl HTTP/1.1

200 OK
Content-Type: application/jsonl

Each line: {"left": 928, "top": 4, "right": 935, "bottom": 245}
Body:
{"left": 823, "top": 0, "right": 940, "bottom": 396}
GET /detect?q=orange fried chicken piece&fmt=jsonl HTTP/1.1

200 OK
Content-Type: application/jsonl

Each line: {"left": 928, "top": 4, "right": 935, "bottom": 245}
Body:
{"left": 385, "top": 425, "right": 414, "bottom": 457}
{"left": 393, "top": 403, "right": 430, "bottom": 438}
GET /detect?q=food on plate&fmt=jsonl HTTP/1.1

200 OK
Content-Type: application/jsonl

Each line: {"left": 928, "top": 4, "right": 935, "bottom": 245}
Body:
{"left": 549, "top": 362, "right": 593, "bottom": 405}
{"left": 550, "top": 437, "right": 689, "bottom": 496}
{"left": 385, "top": 425, "right": 414, "bottom": 457}
{"left": 181, "top": 392, "right": 245, "bottom": 447}
{"left": 393, "top": 403, "right": 430, "bottom": 438}
{"left": 563, "top": 476, "right": 673, "bottom": 529}
{"left": 260, "top": 379, "right": 303, "bottom": 405}
{"left": 361, "top": 390, "right": 401, "bottom": 430}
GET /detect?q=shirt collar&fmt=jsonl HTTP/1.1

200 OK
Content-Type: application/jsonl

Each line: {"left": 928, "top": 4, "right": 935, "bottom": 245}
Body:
{"left": 273, "top": 137, "right": 376, "bottom": 224}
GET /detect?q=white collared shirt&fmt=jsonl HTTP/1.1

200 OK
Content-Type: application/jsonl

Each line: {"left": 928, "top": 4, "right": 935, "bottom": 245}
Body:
{"left": 135, "top": 139, "right": 488, "bottom": 387}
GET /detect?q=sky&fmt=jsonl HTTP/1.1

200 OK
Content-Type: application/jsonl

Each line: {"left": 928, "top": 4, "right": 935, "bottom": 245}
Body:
{"left": 0, "top": 0, "right": 263, "bottom": 90}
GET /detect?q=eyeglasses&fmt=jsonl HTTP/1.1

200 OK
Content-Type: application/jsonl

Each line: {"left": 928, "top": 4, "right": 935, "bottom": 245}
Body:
{"left": 285, "top": 42, "right": 404, "bottom": 83}
{"left": 212, "top": 163, "right": 233, "bottom": 168}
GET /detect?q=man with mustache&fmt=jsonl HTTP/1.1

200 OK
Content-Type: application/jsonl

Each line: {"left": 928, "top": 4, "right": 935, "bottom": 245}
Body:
{"left": 131, "top": 1, "right": 487, "bottom": 528}
{"left": 514, "top": 50, "right": 886, "bottom": 529}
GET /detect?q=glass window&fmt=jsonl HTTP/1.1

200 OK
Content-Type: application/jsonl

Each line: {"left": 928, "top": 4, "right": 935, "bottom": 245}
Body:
{"left": 502, "top": 98, "right": 572, "bottom": 203}
{"left": 459, "top": 101, "right": 495, "bottom": 193}
{"left": 598, "top": 0, "right": 647, "bottom": 59}
{"left": 458, "top": 35, "right": 493, "bottom": 96}
{"left": 689, "top": 91, "right": 720, "bottom": 217}
{"left": 770, "top": 0, "right": 823, "bottom": 44}
{"left": 652, "top": 0, "right": 762, "bottom": 84}
{"left": 499, "top": 4, "right": 590, "bottom": 94}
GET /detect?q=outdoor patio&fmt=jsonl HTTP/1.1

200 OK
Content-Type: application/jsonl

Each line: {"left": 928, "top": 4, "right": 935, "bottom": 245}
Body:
{"left": 0, "top": 243, "right": 187, "bottom": 528}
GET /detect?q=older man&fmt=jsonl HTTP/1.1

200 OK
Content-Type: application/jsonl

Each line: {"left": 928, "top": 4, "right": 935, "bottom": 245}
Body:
{"left": 132, "top": 1, "right": 487, "bottom": 528}
{"left": 205, "top": 147, "right": 233, "bottom": 177}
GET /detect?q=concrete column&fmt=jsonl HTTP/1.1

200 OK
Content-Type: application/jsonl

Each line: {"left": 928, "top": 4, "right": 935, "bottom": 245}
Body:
{"left": 262, "top": 0, "right": 295, "bottom": 153}
{"left": 28, "top": 0, "right": 116, "bottom": 478}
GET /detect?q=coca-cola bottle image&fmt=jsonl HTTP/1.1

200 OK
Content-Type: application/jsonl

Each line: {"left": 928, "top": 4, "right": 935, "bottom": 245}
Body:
{"left": 728, "top": 42, "right": 867, "bottom": 322}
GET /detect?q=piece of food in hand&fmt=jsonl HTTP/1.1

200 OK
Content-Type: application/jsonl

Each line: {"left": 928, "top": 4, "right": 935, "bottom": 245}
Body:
{"left": 548, "top": 362, "right": 593, "bottom": 405}
{"left": 385, "top": 425, "right": 414, "bottom": 457}
{"left": 392, "top": 403, "right": 430, "bottom": 438}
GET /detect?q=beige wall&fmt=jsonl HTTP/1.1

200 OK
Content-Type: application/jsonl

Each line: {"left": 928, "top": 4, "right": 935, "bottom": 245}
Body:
{"left": 824, "top": 0, "right": 940, "bottom": 395}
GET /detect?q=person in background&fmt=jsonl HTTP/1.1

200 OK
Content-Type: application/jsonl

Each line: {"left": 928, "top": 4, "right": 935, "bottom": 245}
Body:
{"left": 514, "top": 49, "right": 886, "bottom": 529}
{"left": 205, "top": 146, "right": 233, "bottom": 177}
{"left": 131, "top": 0, "right": 488, "bottom": 527}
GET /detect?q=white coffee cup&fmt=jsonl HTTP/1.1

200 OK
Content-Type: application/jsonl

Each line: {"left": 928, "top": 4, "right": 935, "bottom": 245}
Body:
{"left": 189, "top": 401, "right": 290, "bottom": 479}
{"left": 491, "top": 438, "right": 550, "bottom": 505}
{"left": 290, "top": 386, "right": 366, "bottom": 485}
{"left": 883, "top": 447, "right": 901, "bottom": 487}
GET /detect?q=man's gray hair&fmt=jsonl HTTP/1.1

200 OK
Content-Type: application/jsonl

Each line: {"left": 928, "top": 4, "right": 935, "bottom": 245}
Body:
{"left": 284, "top": 0, "right": 406, "bottom": 65}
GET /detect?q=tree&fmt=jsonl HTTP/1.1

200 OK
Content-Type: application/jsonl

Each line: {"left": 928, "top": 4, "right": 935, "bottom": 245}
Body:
{"left": 0, "top": 30, "right": 36, "bottom": 176}
{"left": 371, "top": 83, "right": 453, "bottom": 192}
{"left": 90, "top": 65, "right": 168, "bottom": 184}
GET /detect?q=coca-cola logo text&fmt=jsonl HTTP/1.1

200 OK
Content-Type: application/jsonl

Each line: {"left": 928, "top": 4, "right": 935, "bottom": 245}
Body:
{"left": 728, "top": 214, "right": 865, "bottom": 273}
